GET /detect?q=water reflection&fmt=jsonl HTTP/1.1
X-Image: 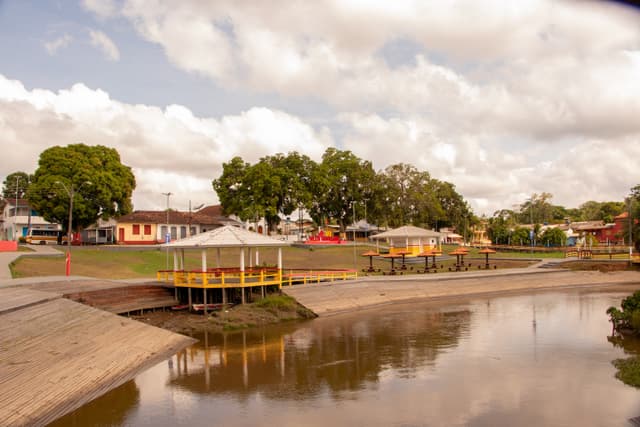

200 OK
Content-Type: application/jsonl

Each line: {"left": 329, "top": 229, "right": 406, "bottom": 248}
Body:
{"left": 52, "top": 289, "right": 640, "bottom": 427}
{"left": 168, "top": 309, "right": 470, "bottom": 400}
{"left": 48, "top": 380, "right": 139, "bottom": 427}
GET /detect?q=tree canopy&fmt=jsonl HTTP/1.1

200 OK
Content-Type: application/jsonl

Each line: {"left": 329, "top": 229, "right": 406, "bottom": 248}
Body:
{"left": 212, "top": 149, "right": 474, "bottom": 234}
{"left": 2, "top": 171, "right": 32, "bottom": 200}
{"left": 27, "top": 144, "right": 136, "bottom": 232}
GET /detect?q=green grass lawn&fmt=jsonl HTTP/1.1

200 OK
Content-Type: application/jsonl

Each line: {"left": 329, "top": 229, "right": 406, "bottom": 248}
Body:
{"left": 10, "top": 243, "right": 549, "bottom": 279}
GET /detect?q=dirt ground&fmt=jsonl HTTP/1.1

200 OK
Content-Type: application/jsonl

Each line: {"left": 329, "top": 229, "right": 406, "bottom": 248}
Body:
{"left": 559, "top": 260, "right": 637, "bottom": 273}
{"left": 131, "top": 300, "right": 316, "bottom": 335}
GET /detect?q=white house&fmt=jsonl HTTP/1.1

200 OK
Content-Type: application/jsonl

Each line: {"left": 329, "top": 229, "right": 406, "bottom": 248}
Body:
{"left": 1, "top": 199, "right": 61, "bottom": 241}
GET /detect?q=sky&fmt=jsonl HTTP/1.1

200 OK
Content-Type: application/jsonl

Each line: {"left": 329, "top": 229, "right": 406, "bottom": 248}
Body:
{"left": 1, "top": 0, "right": 640, "bottom": 217}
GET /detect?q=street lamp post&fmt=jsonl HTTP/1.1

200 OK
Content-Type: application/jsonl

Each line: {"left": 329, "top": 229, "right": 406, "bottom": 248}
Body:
{"left": 14, "top": 176, "right": 20, "bottom": 241}
{"left": 55, "top": 180, "right": 91, "bottom": 275}
{"left": 162, "top": 192, "right": 173, "bottom": 270}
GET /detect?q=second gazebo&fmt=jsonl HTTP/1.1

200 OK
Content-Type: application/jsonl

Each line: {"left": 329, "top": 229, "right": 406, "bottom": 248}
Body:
{"left": 370, "top": 225, "right": 442, "bottom": 256}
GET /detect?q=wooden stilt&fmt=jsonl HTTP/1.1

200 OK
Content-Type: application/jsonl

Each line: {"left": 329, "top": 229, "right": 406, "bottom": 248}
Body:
{"left": 188, "top": 287, "right": 192, "bottom": 311}
{"left": 203, "top": 288, "right": 208, "bottom": 315}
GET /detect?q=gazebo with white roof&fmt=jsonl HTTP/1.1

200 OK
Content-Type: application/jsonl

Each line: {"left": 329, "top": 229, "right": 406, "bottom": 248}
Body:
{"left": 161, "top": 225, "right": 290, "bottom": 310}
{"left": 370, "top": 225, "right": 442, "bottom": 255}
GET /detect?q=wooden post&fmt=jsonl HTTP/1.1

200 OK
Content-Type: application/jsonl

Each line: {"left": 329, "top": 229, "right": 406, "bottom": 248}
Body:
{"left": 203, "top": 287, "right": 208, "bottom": 315}
{"left": 201, "top": 249, "right": 207, "bottom": 286}
{"left": 188, "top": 287, "right": 192, "bottom": 311}
{"left": 240, "top": 247, "right": 245, "bottom": 283}
{"left": 255, "top": 249, "right": 260, "bottom": 267}
{"left": 277, "top": 247, "right": 282, "bottom": 290}
{"left": 173, "top": 250, "right": 179, "bottom": 272}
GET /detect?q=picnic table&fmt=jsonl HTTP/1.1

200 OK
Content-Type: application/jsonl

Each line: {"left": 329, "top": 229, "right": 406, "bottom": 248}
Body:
{"left": 478, "top": 248, "right": 497, "bottom": 269}
{"left": 361, "top": 250, "right": 381, "bottom": 273}
{"left": 382, "top": 253, "right": 403, "bottom": 275}
{"left": 448, "top": 249, "right": 468, "bottom": 271}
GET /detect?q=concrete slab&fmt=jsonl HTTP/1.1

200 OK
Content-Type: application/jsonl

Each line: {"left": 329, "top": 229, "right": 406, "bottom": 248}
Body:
{"left": 284, "top": 270, "right": 640, "bottom": 316}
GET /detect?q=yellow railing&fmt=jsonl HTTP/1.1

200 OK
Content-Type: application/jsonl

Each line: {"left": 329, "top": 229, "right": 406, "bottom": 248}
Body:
{"left": 282, "top": 269, "right": 358, "bottom": 286}
{"left": 158, "top": 268, "right": 357, "bottom": 288}
{"left": 157, "top": 269, "right": 282, "bottom": 289}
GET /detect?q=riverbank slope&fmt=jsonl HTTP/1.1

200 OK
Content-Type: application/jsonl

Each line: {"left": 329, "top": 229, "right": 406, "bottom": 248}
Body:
{"left": 0, "top": 286, "right": 195, "bottom": 427}
{"left": 283, "top": 268, "right": 640, "bottom": 316}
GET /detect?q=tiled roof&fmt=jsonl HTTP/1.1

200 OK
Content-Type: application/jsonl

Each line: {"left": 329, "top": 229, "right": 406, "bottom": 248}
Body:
{"left": 117, "top": 210, "right": 225, "bottom": 226}
{"left": 197, "top": 205, "right": 223, "bottom": 217}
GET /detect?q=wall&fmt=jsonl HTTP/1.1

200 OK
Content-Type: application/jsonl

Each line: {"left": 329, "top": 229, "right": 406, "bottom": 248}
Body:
{"left": 117, "top": 222, "right": 159, "bottom": 244}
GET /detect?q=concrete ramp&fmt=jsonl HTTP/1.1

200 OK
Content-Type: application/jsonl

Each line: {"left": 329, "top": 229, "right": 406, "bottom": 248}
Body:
{"left": 0, "top": 287, "right": 196, "bottom": 427}
{"left": 284, "top": 270, "right": 640, "bottom": 316}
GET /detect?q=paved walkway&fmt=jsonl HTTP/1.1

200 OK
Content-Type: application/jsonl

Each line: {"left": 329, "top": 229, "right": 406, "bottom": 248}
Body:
{"left": 0, "top": 244, "right": 63, "bottom": 281}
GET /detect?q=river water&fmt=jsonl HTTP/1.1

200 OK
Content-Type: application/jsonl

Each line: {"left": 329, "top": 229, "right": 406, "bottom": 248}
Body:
{"left": 52, "top": 289, "right": 640, "bottom": 427}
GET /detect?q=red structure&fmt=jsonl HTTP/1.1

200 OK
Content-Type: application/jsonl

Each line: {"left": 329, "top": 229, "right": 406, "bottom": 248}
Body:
{"left": 304, "top": 229, "right": 345, "bottom": 245}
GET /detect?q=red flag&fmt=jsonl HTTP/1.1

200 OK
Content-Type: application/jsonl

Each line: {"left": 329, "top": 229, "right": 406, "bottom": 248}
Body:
{"left": 65, "top": 251, "right": 71, "bottom": 276}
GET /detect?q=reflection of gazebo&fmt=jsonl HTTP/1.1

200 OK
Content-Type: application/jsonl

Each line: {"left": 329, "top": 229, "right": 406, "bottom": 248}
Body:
{"left": 370, "top": 225, "right": 442, "bottom": 256}
{"left": 160, "top": 225, "right": 290, "bottom": 311}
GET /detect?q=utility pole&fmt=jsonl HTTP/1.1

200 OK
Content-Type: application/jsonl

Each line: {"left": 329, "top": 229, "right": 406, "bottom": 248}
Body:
{"left": 14, "top": 176, "right": 20, "bottom": 241}
{"left": 352, "top": 201, "right": 357, "bottom": 270}
{"left": 55, "top": 180, "right": 91, "bottom": 275}
{"left": 162, "top": 192, "right": 173, "bottom": 269}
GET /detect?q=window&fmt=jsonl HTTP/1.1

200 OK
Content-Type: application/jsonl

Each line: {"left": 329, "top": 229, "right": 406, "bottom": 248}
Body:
{"left": 144, "top": 224, "right": 151, "bottom": 235}
{"left": 132, "top": 224, "right": 140, "bottom": 235}
{"left": 171, "top": 226, "right": 177, "bottom": 240}
{"left": 180, "top": 226, "right": 187, "bottom": 238}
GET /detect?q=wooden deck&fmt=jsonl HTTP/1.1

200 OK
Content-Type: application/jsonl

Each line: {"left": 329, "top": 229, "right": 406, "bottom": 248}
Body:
{"left": 0, "top": 286, "right": 195, "bottom": 426}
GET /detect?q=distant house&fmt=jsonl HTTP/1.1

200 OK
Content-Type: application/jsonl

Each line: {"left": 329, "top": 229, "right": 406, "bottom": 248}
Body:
{"left": 115, "top": 205, "right": 240, "bottom": 245}
{"left": 606, "top": 212, "right": 636, "bottom": 245}
{"left": 1, "top": 199, "right": 61, "bottom": 241}
{"left": 439, "top": 227, "right": 463, "bottom": 245}
{"left": 557, "top": 219, "right": 623, "bottom": 246}
{"left": 80, "top": 218, "right": 117, "bottom": 245}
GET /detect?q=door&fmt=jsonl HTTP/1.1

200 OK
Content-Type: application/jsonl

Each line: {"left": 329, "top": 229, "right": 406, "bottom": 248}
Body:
{"left": 118, "top": 228, "right": 125, "bottom": 243}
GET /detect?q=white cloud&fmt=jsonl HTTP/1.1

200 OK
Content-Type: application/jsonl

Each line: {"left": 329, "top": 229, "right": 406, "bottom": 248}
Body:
{"left": 0, "top": 74, "right": 331, "bottom": 211}
{"left": 81, "top": 0, "right": 118, "bottom": 18}
{"left": 44, "top": 34, "right": 73, "bottom": 55}
{"left": 88, "top": 29, "right": 120, "bottom": 61}
{"left": 7, "top": 1, "right": 640, "bottom": 216}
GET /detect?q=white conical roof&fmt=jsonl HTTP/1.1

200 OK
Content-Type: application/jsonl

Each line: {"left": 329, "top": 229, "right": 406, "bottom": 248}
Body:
{"left": 370, "top": 225, "right": 441, "bottom": 239}
{"left": 163, "top": 225, "right": 290, "bottom": 248}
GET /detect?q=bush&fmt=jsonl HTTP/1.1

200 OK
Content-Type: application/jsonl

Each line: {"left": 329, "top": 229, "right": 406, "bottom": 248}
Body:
{"left": 613, "top": 357, "right": 640, "bottom": 388}
{"left": 18, "top": 237, "right": 26, "bottom": 244}
{"left": 608, "top": 290, "right": 640, "bottom": 334}
{"left": 254, "top": 295, "right": 296, "bottom": 311}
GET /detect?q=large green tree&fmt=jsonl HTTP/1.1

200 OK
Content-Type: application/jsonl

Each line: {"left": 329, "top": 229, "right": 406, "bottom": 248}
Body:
{"left": 579, "top": 200, "right": 625, "bottom": 223}
{"left": 310, "top": 148, "right": 376, "bottom": 233}
{"left": 2, "top": 171, "right": 33, "bottom": 200}
{"left": 213, "top": 152, "right": 317, "bottom": 233}
{"left": 27, "top": 144, "right": 136, "bottom": 233}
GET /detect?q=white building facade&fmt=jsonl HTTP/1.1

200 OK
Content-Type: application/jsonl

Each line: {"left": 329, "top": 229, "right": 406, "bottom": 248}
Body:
{"left": 1, "top": 199, "right": 61, "bottom": 241}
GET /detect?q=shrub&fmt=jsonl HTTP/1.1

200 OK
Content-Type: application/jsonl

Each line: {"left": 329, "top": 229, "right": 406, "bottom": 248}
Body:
{"left": 608, "top": 290, "right": 640, "bottom": 334}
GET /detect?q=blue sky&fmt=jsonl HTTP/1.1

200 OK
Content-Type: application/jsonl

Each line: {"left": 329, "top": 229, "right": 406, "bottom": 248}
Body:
{"left": 1, "top": 0, "right": 640, "bottom": 215}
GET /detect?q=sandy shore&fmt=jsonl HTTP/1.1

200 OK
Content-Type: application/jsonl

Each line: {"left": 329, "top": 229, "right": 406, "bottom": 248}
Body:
{"left": 283, "top": 268, "right": 640, "bottom": 316}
